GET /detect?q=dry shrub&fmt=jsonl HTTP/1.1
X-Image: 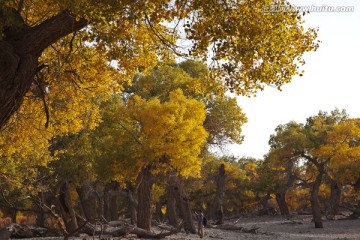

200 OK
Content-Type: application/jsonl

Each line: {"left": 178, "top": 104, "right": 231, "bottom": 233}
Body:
{"left": 0, "top": 217, "right": 12, "bottom": 228}
{"left": 16, "top": 214, "right": 36, "bottom": 225}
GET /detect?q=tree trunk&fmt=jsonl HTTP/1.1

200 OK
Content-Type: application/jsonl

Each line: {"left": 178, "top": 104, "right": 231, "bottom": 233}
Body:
{"left": 310, "top": 173, "right": 324, "bottom": 228}
{"left": 166, "top": 173, "right": 179, "bottom": 227}
{"left": 0, "top": 9, "right": 87, "bottom": 130}
{"left": 105, "top": 181, "right": 120, "bottom": 221}
{"left": 128, "top": 189, "right": 138, "bottom": 225}
{"left": 206, "top": 201, "right": 215, "bottom": 220}
{"left": 76, "top": 182, "right": 99, "bottom": 221}
{"left": 214, "top": 164, "right": 226, "bottom": 225}
{"left": 275, "top": 191, "right": 290, "bottom": 216}
{"left": 103, "top": 192, "right": 111, "bottom": 221}
{"left": 173, "top": 176, "right": 196, "bottom": 234}
{"left": 137, "top": 166, "right": 154, "bottom": 231}
{"left": 58, "top": 181, "right": 78, "bottom": 234}
{"left": 301, "top": 154, "right": 325, "bottom": 228}
{"left": 329, "top": 179, "right": 341, "bottom": 216}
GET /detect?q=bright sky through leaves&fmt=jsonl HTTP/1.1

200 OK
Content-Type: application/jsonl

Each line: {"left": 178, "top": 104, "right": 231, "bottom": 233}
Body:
{"left": 229, "top": 0, "right": 360, "bottom": 159}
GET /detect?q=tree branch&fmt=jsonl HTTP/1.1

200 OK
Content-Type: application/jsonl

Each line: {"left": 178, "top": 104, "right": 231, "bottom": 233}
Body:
{"left": 12, "top": 11, "right": 88, "bottom": 55}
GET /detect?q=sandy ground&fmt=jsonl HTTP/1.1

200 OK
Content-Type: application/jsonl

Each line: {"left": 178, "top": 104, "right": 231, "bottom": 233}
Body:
{"left": 18, "top": 215, "right": 360, "bottom": 240}
{"left": 164, "top": 215, "right": 360, "bottom": 240}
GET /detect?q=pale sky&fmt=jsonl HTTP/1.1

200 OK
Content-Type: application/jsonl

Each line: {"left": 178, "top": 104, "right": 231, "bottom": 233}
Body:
{"left": 227, "top": 0, "right": 360, "bottom": 159}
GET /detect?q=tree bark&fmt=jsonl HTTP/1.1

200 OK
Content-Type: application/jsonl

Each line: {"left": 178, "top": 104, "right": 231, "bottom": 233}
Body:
{"left": 173, "top": 176, "right": 196, "bottom": 234}
{"left": 58, "top": 181, "right": 78, "bottom": 234}
{"left": 310, "top": 172, "right": 324, "bottom": 228}
{"left": 0, "top": 9, "right": 87, "bottom": 130}
{"left": 137, "top": 166, "right": 154, "bottom": 231}
{"left": 329, "top": 179, "right": 341, "bottom": 216}
{"left": 128, "top": 189, "right": 138, "bottom": 225}
{"left": 166, "top": 173, "right": 179, "bottom": 227}
{"left": 301, "top": 154, "right": 325, "bottom": 228}
{"left": 76, "top": 182, "right": 100, "bottom": 221}
{"left": 214, "top": 164, "right": 226, "bottom": 225}
{"left": 275, "top": 191, "right": 290, "bottom": 216}
{"left": 257, "top": 194, "right": 272, "bottom": 216}
{"left": 103, "top": 181, "right": 120, "bottom": 221}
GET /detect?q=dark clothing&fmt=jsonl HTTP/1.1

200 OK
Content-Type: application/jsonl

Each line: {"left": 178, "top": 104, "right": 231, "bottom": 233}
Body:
{"left": 198, "top": 212, "right": 204, "bottom": 226}
{"left": 197, "top": 212, "right": 205, "bottom": 238}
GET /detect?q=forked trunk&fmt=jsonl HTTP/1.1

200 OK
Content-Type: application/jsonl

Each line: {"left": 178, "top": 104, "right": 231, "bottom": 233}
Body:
{"left": 276, "top": 191, "right": 290, "bottom": 216}
{"left": 0, "top": 9, "right": 87, "bottom": 130}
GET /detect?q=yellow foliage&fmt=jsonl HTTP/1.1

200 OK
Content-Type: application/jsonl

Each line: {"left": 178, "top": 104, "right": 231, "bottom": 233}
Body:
{"left": 126, "top": 89, "right": 208, "bottom": 177}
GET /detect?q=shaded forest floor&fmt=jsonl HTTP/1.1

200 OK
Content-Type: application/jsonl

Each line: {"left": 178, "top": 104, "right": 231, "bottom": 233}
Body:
{"left": 22, "top": 215, "right": 360, "bottom": 240}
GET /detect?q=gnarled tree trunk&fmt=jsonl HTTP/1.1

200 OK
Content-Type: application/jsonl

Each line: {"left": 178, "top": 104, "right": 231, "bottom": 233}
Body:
{"left": 0, "top": 8, "right": 87, "bottom": 130}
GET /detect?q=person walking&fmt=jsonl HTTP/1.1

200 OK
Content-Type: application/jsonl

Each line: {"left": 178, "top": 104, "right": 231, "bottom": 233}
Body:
{"left": 196, "top": 210, "right": 205, "bottom": 238}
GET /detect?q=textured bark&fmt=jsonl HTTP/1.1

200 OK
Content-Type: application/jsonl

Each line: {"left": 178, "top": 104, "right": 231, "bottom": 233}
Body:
{"left": 0, "top": 9, "right": 87, "bottom": 130}
{"left": 206, "top": 201, "right": 215, "bottom": 220}
{"left": 275, "top": 192, "right": 289, "bottom": 216}
{"left": 137, "top": 166, "right": 154, "bottom": 231}
{"left": 329, "top": 179, "right": 341, "bottom": 216}
{"left": 58, "top": 181, "right": 78, "bottom": 234}
{"left": 301, "top": 154, "right": 325, "bottom": 228}
{"left": 214, "top": 164, "right": 226, "bottom": 225}
{"left": 173, "top": 176, "right": 196, "bottom": 234}
{"left": 166, "top": 173, "right": 179, "bottom": 227}
{"left": 310, "top": 169, "right": 324, "bottom": 228}
{"left": 257, "top": 194, "right": 272, "bottom": 216}
{"left": 103, "top": 181, "right": 120, "bottom": 221}
{"left": 76, "top": 182, "right": 100, "bottom": 221}
{"left": 128, "top": 190, "right": 138, "bottom": 225}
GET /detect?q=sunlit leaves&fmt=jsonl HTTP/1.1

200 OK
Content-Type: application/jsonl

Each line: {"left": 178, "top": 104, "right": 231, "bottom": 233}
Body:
{"left": 2, "top": 0, "right": 319, "bottom": 96}
{"left": 126, "top": 89, "right": 208, "bottom": 177}
{"left": 268, "top": 109, "right": 360, "bottom": 187}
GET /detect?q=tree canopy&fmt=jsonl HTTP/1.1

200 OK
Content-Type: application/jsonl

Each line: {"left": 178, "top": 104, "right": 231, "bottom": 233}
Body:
{"left": 0, "top": 0, "right": 318, "bottom": 131}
